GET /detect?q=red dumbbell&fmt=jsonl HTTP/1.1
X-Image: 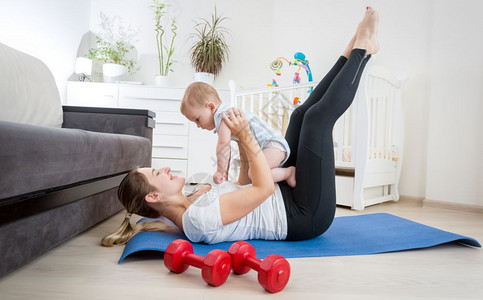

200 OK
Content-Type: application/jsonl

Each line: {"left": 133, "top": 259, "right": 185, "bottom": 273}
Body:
{"left": 164, "top": 239, "right": 232, "bottom": 287}
{"left": 228, "top": 241, "right": 290, "bottom": 293}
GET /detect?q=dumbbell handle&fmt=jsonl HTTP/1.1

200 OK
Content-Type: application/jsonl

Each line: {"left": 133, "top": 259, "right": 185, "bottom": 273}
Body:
{"left": 243, "top": 254, "right": 262, "bottom": 272}
{"left": 182, "top": 252, "right": 205, "bottom": 269}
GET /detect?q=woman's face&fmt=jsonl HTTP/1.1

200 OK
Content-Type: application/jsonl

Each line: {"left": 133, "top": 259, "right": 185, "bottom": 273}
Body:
{"left": 138, "top": 167, "right": 185, "bottom": 197}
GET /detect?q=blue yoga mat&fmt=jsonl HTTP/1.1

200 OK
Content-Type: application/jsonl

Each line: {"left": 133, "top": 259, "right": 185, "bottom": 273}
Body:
{"left": 118, "top": 213, "right": 480, "bottom": 263}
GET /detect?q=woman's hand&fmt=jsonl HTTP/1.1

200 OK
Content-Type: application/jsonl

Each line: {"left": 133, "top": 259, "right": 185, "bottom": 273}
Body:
{"left": 221, "top": 108, "right": 251, "bottom": 142}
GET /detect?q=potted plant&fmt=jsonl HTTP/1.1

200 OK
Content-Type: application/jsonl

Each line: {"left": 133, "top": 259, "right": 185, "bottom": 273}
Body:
{"left": 189, "top": 8, "right": 230, "bottom": 85}
{"left": 88, "top": 12, "right": 138, "bottom": 82}
{"left": 151, "top": 0, "right": 177, "bottom": 86}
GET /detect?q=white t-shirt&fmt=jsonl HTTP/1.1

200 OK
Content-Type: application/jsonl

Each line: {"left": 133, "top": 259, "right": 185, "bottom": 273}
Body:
{"left": 182, "top": 181, "right": 288, "bottom": 244}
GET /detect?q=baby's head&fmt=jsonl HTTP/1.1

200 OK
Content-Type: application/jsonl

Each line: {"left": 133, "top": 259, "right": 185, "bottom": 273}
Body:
{"left": 181, "top": 82, "right": 222, "bottom": 130}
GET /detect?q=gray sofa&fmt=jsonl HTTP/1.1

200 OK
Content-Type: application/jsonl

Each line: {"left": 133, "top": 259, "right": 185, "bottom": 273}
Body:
{"left": 0, "top": 43, "right": 154, "bottom": 277}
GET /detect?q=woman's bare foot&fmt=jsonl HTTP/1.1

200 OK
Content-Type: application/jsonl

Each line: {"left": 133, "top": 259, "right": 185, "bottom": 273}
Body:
{"left": 353, "top": 6, "right": 379, "bottom": 55}
{"left": 286, "top": 166, "right": 296, "bottom": 188}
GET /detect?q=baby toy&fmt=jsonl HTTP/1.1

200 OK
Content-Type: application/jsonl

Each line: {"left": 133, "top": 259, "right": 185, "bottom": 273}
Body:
{"left": 268, "top": 52, "right": 314, "bottom": 104}
{"left": 269, "top": 52, "right": 313, "bottom": 85}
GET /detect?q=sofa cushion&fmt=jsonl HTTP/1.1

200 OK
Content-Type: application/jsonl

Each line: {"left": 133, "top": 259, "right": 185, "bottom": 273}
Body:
{"left": 0, "top": 120, "right": 151, "bottom": 201}
{"left": 0, "top": 43, "right": 63, "bottom": 127}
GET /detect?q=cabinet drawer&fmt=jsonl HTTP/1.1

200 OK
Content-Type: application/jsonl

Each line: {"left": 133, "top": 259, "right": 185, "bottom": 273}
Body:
{"left": 152, "top": 158, "right": 187, "bottom": 177}
{"left": 120, "top": 86, "right": 185, "bottom": 100}
{"left": 152, "top": 134, "right": 188, "bottom": 159}
{"left": 66, "top": 82, "right": 118, "bottom": 107}
{"left": 154, "top": 111, "right": 189, "bottom": 135}
{"left": 118, "top": 86, "right": 185, "bottom": 112}
{"left": 335, "top": 175, "right": 354, "bottom": 207}
{"left": 118, "top": 97, "right": 182, "bottom": 112}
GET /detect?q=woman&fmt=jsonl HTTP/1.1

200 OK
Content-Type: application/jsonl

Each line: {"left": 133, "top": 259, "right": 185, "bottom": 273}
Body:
{"left": 102, "top": 7, "right": 379, "bottom": 246}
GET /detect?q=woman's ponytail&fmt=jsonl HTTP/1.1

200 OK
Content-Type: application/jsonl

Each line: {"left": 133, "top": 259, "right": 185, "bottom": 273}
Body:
{"left": 101, "top": 212, "right": 179, "bottom": 247}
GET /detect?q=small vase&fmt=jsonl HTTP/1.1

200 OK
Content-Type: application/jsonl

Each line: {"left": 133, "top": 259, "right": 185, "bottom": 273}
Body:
{"left": 194, "top": 72, "right": 215, "bottom": 85}
{"left": 103, "top": 63, "right": 127, "bottom": 83}
{"left": 154, "top": 75, "right": 170, "bottom": 87}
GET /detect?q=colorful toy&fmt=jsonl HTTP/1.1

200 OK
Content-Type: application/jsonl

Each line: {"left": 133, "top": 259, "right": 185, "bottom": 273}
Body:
{"left": 228, "top": 241, "right": 291, "bottom": 293}
{"left": 267, "top": 79, "right": 279, "bottom": 87}
{"left": 164, "top": 239, "right": 232, "bottom": 287}
{"left": 268, "top": 52, "right": 314, "bottom": 104}
{"left": 293, "top": 52, "right": 313, "bottom": 82}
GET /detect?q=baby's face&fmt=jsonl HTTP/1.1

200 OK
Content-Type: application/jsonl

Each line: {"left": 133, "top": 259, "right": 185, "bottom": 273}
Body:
{"left": 183, "top": 104, "right": 216, "bottom": 130}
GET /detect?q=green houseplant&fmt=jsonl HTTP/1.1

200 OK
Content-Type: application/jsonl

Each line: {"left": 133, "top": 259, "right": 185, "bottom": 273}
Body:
{"left": 151, "top": 0, "right": 177, "bottom": 86}
{"left": 88, "top": 12, "right": 138, "bottom": 81}
{"left": 189, "top": 8, "right": 230, "bottom": 84}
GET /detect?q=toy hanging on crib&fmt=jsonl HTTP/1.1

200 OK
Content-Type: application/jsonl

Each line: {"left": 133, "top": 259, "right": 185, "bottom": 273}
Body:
{"left": 268, "top": 52, "right": 313, "bottom": 105}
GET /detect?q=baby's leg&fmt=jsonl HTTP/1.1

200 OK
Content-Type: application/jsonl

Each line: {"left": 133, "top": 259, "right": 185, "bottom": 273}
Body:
{"left": 247, "top": 147, "right": 296, "bottom": 187}
{"left": 264, "top": 148, "right": 296, "bottom": 187}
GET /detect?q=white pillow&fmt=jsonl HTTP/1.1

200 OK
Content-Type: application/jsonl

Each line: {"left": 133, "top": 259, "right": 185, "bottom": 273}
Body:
{"left": 0, "top": 43, "right": 63, "bottom": 127}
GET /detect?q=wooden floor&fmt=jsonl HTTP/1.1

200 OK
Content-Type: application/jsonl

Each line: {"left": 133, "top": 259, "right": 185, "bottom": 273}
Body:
{"left": 1, "top": 199, "right": 482, "bottom": 299}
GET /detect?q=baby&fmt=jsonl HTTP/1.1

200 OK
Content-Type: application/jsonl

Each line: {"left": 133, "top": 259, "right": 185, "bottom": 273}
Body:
{"left": 181, "top": 82, "right": 296, "bottom": 187}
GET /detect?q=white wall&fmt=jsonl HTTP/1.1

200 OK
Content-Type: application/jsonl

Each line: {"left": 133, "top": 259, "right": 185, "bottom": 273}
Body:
{"left": 425, "top": 0, "right": 483, "bottom": 206}
{"left": 0, "top": 0, "right": 90, "bottom": 103}
{"left": 2, "top": 0, "right": 482, "bottom": 207}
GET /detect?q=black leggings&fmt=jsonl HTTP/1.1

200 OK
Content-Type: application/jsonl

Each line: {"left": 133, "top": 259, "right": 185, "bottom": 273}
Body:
{"left": 280, "top": 49, "right": 371, "bottom": 240}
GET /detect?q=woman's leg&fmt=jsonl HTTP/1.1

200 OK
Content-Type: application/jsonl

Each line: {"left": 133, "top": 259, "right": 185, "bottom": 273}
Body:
{"left": 283, "top": 7, "right": 378, "bottom": 168}
{"left": 283, "top": 56, "right": 347, "bottom": 167}
{"left": 282, "top": 7, "right": 379, "bottom": 240}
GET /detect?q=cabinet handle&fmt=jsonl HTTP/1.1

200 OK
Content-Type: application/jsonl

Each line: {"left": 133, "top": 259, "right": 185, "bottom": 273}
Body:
{"left": 157, "top": 121, "right": 186, "bottom": 125}
{"left": 122, "top": 96, "right": 180, "bottom": 101}
{"left": 156, "top": 145, "right": 184, "bottom": 149}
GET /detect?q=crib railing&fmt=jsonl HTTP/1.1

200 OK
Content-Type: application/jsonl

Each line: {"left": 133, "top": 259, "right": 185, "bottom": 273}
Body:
{"left": 229, "top": 82, "right": 316, "bottom": 136}
{"left": 366, "top": 67, "right": 403, "bottom": 162}
{"left": 354, "top": 65, "right": 405, "bottom": 173}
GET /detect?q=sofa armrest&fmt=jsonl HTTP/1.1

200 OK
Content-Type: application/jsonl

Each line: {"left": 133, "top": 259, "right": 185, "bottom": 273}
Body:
{"left": 62, "top": 106, "right": 155, "bottom": 140}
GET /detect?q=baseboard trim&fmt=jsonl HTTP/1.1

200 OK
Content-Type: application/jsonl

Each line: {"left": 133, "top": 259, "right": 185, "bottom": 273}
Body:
{"left": 423, "top": 198, "right": 483, "bottom": 214}
{"left": 399, "top": 195, "right": 424, "bottom": 205}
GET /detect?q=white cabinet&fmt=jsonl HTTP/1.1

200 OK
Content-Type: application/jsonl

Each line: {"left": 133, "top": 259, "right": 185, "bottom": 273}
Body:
{"left": 65, "top": 82, "right": 118, "bottom": 107}
{"left": 66, "top": 81, "right": 227, "bottom": 182}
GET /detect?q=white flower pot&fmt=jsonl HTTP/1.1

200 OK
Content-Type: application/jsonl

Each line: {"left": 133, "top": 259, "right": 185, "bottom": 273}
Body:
{"left": 102, "top": 63, "right": 127, "bottom": 83}
{"left": 154, "top": 75, "right": 170, "bottom": 87}
{"left": 194, "top": 72, "right": 215, "bottom": 85}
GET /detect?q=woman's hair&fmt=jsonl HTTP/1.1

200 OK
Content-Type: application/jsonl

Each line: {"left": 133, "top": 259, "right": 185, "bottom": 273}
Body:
{"left": 180, "top": 82, "right": 222, "bottom": 115}
{"left": 101, "top": 168, "right": 177, "bottom": 247}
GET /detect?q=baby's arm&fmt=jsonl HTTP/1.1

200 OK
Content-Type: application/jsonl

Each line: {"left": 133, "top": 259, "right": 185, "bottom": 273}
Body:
{"left": 214, "top": 121, "right": 232, "bottom": 183}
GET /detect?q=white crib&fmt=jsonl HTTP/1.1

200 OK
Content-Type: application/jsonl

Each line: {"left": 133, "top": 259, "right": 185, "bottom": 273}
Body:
{"left": 229, "top": 65, "right": 406, "bottom": 210}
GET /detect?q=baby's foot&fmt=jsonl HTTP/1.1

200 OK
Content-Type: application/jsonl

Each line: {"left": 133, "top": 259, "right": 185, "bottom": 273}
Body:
{"left": 286, "top": 166, "right": 296, "bottom": 188}
{"left": 354, "top": 6, "right": 379, "bottom": 55}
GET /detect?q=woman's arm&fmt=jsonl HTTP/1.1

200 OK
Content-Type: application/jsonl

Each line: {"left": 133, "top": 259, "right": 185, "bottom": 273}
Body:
{"left": 218, "top": 109, "right": 275, "bottom": 225}
{"left": 235, "top": 141, "right": 251, "bottom": 185}
{"left": 214, "top": 121, "right": 232, "bottom": 183}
